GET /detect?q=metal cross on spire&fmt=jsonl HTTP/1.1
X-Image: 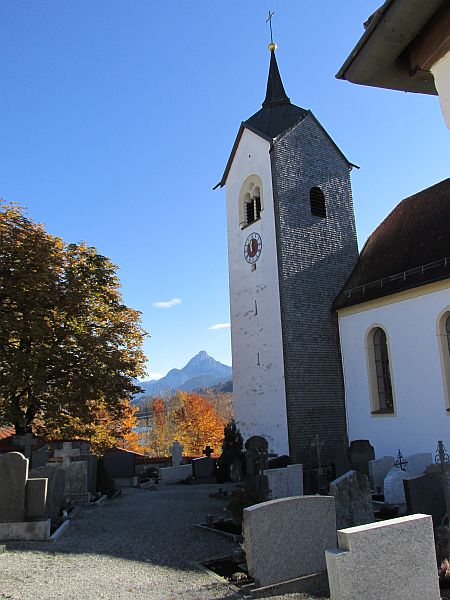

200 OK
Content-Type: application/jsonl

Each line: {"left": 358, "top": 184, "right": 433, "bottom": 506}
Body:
{"left": 266, "top": 10, "right": 275, "bottom": 44}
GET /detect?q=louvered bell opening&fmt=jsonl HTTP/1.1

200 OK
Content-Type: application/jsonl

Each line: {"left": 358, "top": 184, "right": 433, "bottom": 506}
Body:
{"left": 310, "top": 187, "right": 327, "bottom": 218}
{"left": 255, "top": 196, "right": 261, "bottom": 220}
{"left": 246, "top": 200, "right": 255, "bottom": 225}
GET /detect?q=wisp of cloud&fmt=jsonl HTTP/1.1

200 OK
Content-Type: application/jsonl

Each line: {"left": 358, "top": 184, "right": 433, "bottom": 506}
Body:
{"left": 153, "top": 298, "right": 182, "bottom": 309}
{"left": 208, "top": 323, "right": 230, "bottom": 330}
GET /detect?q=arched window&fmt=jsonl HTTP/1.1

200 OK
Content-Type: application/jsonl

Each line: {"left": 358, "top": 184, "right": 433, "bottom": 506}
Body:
{"left": 310, "top": 187, "right": 326, "bottom": 218}
{"left": 239, "top": 175, "right": 263, "bottom": 228}
{"left": 438, "top": 311, "right": 450, "bottom": 410}
{"left": 367, "top": 327, "right": 394, "bottom": 414}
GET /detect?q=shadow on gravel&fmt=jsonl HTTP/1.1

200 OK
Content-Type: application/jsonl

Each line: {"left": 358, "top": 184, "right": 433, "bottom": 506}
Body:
{"left": 5, "top": 484, "right": 238, "bottom": 572}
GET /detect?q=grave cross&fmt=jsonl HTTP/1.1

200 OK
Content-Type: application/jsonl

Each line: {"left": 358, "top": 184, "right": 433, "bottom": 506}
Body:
{"left": 12, "top": 432, "right": 38, "bottom": 460}
{"left": 394, "top": 449, "right": 408, "bottom": 471}
{"left": 54, "top": 442, "right": 81, "bottom": 465}
{"left": 203, "top": 445, "right": 214, "bottom": 458}
{"left": 311, "top": 434, "right": 327, "bottom": 492}
{"left": 435, "top": 440, "right": 450, "bottom": 522}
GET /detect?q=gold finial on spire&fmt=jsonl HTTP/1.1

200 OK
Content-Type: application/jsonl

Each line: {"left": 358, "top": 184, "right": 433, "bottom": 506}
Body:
{"left": 266, "top": 10, "right": 277, "bottom": 51}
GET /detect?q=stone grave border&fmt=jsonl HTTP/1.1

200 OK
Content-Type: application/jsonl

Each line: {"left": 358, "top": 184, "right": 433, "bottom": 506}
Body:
{"left": 194, "top": 522, "right": 243, "bottom": 543}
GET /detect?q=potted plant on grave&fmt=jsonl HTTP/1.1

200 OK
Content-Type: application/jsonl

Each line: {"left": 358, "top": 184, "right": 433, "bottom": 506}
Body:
{"left": 439, "top": 559, "right": 450, "bottom": 589}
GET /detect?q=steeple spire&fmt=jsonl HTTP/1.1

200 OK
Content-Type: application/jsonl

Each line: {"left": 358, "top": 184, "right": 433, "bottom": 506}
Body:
{"left": 262, "top": 44, "right": 291, "bottom": 108}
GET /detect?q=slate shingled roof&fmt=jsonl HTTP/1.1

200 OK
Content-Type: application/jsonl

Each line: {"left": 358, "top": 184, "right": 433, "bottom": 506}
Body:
{"left": 245, "top": 48, "right": 308, "bottom": 140}
{"left": 334, "top": 178, "right": 450, "bottom": 308}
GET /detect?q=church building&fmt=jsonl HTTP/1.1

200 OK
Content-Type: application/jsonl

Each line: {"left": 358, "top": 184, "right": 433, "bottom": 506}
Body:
{"left": 217, "top": 43, "right": 359, "bottom": 469}
{"left": 217, "top": 39, "right": 450, "bottom": 474}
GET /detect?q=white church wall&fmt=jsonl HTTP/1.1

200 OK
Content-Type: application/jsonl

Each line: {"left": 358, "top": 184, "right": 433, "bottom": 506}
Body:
{"left": 338, "top": 282, "right": 450, "bottom": 458}
{"left": 431, "top": 49, "right": 450, "bottom": 130}
{"left": 226, "top": 128, "right": 289, "bottom": 456}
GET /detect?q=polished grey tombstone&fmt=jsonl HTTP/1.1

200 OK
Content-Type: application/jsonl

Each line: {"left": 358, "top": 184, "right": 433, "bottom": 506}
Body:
{"left": 330, "top": 470, "right": 374, "bottom": 529}
{"left": 0, "top": 452, "right": 28, "bottom": 522}
{"left": 404, "top": 472, "right": 446, "bottom": 527}
{"left": 30, "top": 465, "right": 66, "bottom": 521}
{"left": 348, "top": 440, "right": 375, "bottom": 477}
{"left": 192, "top": 456, "right": 216, "bottom": 480}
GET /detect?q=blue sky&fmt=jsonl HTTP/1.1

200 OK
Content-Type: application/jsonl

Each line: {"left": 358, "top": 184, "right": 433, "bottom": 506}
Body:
{"left": 1, "top": 1, "right": 448, "bottom": 379}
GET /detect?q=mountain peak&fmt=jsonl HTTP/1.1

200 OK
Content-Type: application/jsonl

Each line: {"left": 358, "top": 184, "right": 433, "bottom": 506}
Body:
{"left": 134, "top": 351, "right": 231, "bottom": 400}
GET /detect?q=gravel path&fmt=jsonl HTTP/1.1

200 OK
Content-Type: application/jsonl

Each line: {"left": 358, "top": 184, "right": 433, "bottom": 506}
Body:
{"left": 0, "top": 483, "right": 327, "bottom": 600}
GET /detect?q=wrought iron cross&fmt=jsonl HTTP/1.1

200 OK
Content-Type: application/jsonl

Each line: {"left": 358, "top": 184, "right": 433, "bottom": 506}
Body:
{"left": 266, "top": 10, "right": 275, "bottom": 44}
{"left": 394, "top": 449, "right": 408, "bottom": 471}
{"left": 435, "top": 440, "right": 450, "bottom": 521}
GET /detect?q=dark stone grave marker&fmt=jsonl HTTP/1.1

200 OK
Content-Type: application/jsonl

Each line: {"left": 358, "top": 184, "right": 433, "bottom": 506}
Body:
{"left": 348, "top": 440, "right": 375, "bottom": 477}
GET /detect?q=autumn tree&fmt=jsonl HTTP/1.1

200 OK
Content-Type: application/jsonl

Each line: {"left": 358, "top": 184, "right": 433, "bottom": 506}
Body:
{"left": 0, "top": 203, "right": 147, "bottom": 446}
{"left": 147, "top": 392, "right": 225, "bottom": 457}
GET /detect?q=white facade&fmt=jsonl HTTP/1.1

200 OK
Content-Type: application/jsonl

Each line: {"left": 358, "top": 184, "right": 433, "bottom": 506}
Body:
{"left": 431, "top": 49, "right": 450, "bottom": 130}
{"left": 338, "top": 281, "right": 450, "bottom": 458}
{"left": 225, "top": 128, "right": 289, "bottom": 456}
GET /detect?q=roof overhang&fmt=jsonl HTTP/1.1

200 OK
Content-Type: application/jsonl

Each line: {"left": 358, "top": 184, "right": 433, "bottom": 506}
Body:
{"left": 336, "top": 0, "right": 449, "bottom": 95}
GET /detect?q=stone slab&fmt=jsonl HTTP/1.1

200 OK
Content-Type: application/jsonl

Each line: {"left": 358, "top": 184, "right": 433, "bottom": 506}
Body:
{"left": 0, "top": 519, "right": 51, "bottom": 542}
{"left": 30, "top": 465, "right": 66, "bottom": 521}
{"left": 25, "top": 478, "right": 47, "bottom": 520}
{"left": 264, "top": 464, "right": 303, "bottom": 499}
{"left": 159, "top": 464, "right": 192, "bottom": 483}
{"left": 404, "top": 472, "right": 446, "bottom": 527}
{"left": 325, "top": 514, "right": 440, "bottom": 600}
{"left": 192, "top": 456, "right": 215, "bottom": 479}
{"left": 62, "top": 460, "right": 88, "bottom": 496}
{"left": 368, "top": 456, "right": 394, "bottom": 493}
{"left": 384, "top": 453, "right": 433, "bottom": 505}
{"left": 330, "top": 470, "right": 374, "bottom": 529}
{"left": 103, "top": 451, "right": 135, "bottom": 479}
{"left": 244, "top": 495, "right": 336, "bottom": 587}
{"left": 171, "top": 441, "right": 183, "bottom": 467}
{"left": 0, "top": 452, "right": 28, "bottom": 523}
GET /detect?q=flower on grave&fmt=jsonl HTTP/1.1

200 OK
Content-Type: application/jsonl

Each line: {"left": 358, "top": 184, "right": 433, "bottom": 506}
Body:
{"left": 438, "top": 559, "right": 450, "bottom": 581}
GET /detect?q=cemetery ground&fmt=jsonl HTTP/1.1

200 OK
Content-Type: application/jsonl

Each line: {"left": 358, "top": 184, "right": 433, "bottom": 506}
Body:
{"left": 0, "top": 482, "right": 327, "bottom": 600}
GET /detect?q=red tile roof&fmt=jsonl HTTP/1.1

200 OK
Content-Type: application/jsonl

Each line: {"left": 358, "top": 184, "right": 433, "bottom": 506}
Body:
{"left": 0, "top": 426, "right": 15, "bottom": 440}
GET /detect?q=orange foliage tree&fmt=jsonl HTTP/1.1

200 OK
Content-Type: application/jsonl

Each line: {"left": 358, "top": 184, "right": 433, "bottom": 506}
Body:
{"left": 148, "top": 392, "right": 226, "bottom": 457}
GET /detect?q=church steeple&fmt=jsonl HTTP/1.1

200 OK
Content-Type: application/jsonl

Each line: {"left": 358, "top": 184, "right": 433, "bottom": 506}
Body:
{"left": 262, "top": 46, "right": 291, "bottom": 108}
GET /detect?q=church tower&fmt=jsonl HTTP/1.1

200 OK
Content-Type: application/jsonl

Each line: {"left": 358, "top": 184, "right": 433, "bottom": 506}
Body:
{"left": 217, "top": 42, "right": 359, "bottom": 471}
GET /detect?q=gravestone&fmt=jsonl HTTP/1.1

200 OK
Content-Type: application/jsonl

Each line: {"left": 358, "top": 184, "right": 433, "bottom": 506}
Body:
{"left": 0, "top": 452, "right": 49, "bottom": 541}
{"left": 330, "top": 470, "right": 374, "bottom": 529}
{"left": 264, "top": 464, "right": 303, "bottom": 499}
{"left": 404, "top": 472, "right": 445, "bottom": 527}
{"left": 326, "top": 514, "right": 440, "bottom": 600}
{"left": 192, "top": 456, "right": 216, "bottom": 482}
{"left": 245, "top": 436, "right": 269, "bottom": 502}
{"left": 368, "top": 456, "right": 394, "bottom": 493}
{"left": 73, "top": 454, "right": 98, "bottom": 495}
{"left": 171, "top": 441, "right": 183, "bottom": 467}
{"left": 348, "top": 440, "right": 375, "bottom": 477}
{"left": 31, "top": 444, "right": 49, "bottom": 469}
{"left": 244, "top": 495, "right": 336, "bottom": 588}
{"left": 104, "top": 451, "right": 136, "bottom": 479}
{"left": 30, "top": 465, "right": 66, "bottom": 522}
{"left": 0, "top": 452, "right": 28, "bottom": 522}
{"left": 384, "top": 452, "right": 433, "bottom": 505}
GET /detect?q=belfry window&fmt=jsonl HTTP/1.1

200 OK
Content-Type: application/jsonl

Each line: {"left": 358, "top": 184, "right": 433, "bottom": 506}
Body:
{"left": 310, "top": 187, "right": 326, "bottom": 218}
{"left": 239, "top": 175, "right": 263, "bottom": 228}
{"left": 367, "top": 327, "right": 394, "bottom": 414}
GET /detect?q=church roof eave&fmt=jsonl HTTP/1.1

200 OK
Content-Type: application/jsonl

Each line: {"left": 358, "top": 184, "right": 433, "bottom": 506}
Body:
{"left": 214, "top": 122, "right": 273, "bottom": 190}
{"left": 333, "top": 178, "right": 450, "bottom": 309}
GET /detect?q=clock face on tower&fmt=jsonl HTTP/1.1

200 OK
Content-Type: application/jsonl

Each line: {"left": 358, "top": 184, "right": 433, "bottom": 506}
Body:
{"left": 244, "top": 232, "right": 262, "bottom": 263}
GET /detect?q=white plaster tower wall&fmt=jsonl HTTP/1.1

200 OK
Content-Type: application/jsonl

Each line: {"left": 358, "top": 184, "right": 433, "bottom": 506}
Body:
{"left": 226, "top": 128, "right": 289, "bottom": 456}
